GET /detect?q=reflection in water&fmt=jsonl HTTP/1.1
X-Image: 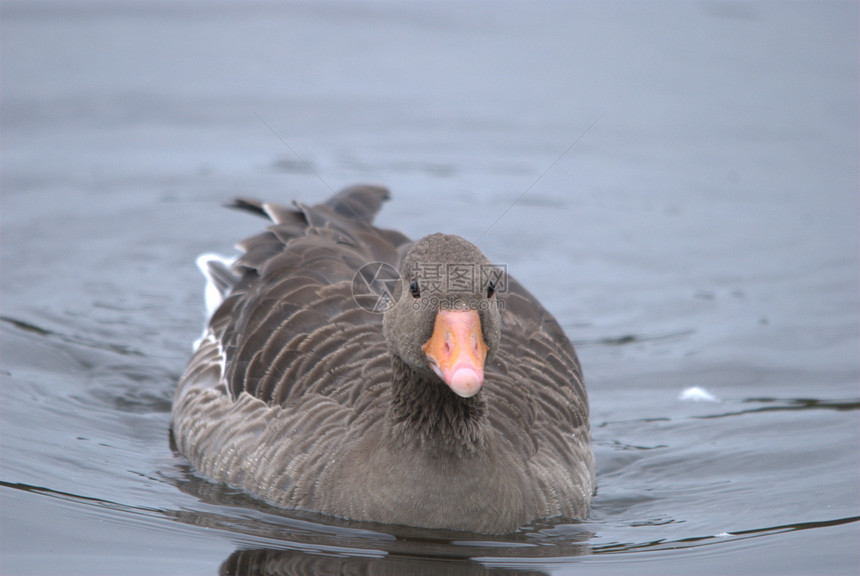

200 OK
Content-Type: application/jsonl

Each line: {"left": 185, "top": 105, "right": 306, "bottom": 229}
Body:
{"left": 220, "top": 548, "right": 551, "bottom": 576}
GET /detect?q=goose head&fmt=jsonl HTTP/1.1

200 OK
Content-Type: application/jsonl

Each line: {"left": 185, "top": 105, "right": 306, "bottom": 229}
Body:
{"left": 382, "top": 233, "right": 502, "bottom": 397}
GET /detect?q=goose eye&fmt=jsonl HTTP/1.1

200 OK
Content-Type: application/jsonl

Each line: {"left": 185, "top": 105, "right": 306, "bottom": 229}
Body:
{"left": 487, "top": 280, "right": 495, "bottom": 299}
{"left": 409, "top": 279, "right": 421, "bottom": 298}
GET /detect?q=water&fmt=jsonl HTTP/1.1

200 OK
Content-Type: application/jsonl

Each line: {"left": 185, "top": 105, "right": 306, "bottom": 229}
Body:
{"left": 2, "top": 1, "right": 858, "bottom": 574}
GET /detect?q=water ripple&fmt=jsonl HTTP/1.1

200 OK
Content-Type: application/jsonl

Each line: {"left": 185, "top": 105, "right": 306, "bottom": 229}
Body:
{"left": 695, "top": 397, "right": 860, "bottom": 419}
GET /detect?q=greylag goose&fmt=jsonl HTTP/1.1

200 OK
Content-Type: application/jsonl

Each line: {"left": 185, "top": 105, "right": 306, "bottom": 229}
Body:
{"left": 171, "top": 185, "right": 594, "bottom": 533}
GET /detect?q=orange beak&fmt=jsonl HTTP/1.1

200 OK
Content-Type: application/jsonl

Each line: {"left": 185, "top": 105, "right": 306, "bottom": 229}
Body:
{"left": 421, "top": 309, "right": 488, "bottom": 398}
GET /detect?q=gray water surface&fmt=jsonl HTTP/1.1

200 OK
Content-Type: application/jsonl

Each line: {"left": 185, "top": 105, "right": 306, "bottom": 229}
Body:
{"left": 2, "top": 1, "right": 859, "bottom": 575}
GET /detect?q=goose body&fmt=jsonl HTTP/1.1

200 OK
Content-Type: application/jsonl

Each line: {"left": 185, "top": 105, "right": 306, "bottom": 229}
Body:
{"left": 171, "top": 185, "right": 594, "bottom": 533}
